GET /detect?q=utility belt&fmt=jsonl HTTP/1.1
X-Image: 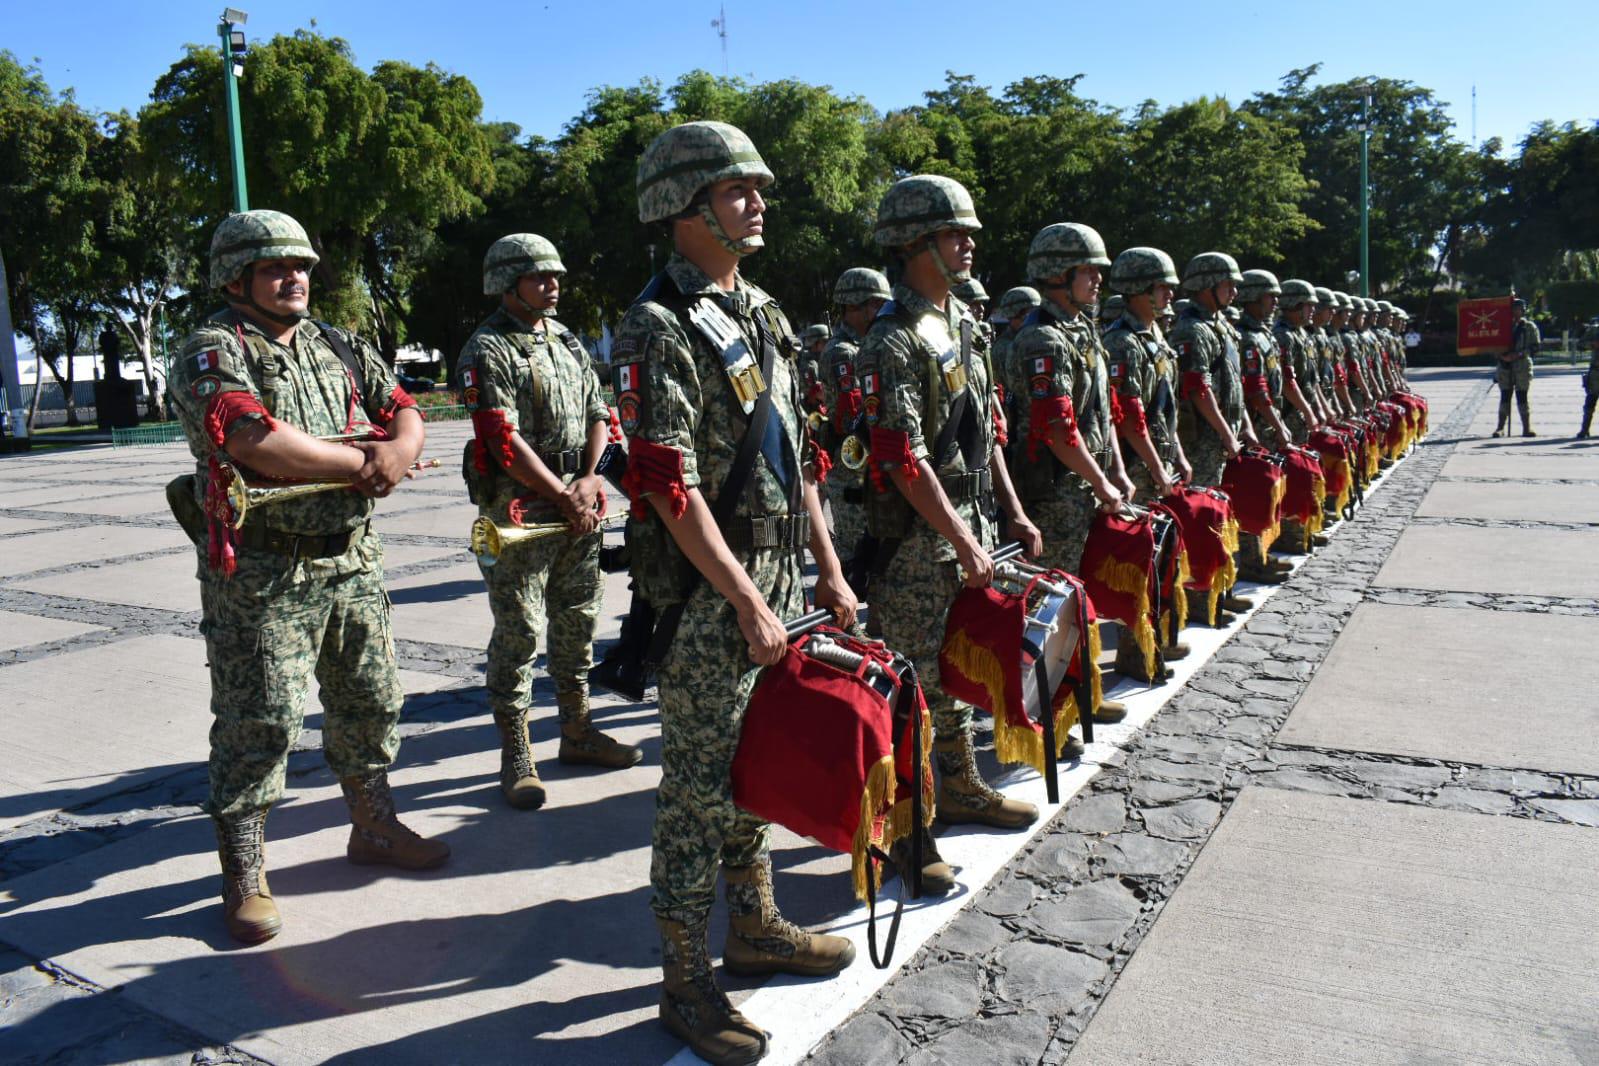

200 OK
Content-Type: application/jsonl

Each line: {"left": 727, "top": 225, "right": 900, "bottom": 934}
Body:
{"left": 1020, "top": 443, "right": 1109, "bottom": 503}
{"left": 542, "top": 446, "right": 585, "bottom": 476}
{"left": 237, "top": 521, "right": 369, "bottom": 561}
{"left": 839, "top": 485, "right": 866, "bottom": 505}
{"left": 940, "top": 466, "right": 992, "bottom": 503}
{"left": 722, "top": 512, "right": 812, "bottom": 552}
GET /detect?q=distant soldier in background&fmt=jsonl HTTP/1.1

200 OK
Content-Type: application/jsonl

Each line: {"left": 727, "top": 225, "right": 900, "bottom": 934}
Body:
{"left": 798, "top": 322, "right": 831, "bottom": 420}
{"left": 953, "top": 277, "right": 994, "bottom": 349}
{"left": 819, "top": 267, "right": 891, "bottom": 578}
{"left": 1494, "top": 298, "right": 1539, "bottom": 437}
{"left": 458, "top": 233, "right": 641, "bottom": 812}
{"left": 992, "top": 285, "right": 1043, "bottom": 429}
{"left": 1580, "top": 317, "right": 1599, "bottom": 439}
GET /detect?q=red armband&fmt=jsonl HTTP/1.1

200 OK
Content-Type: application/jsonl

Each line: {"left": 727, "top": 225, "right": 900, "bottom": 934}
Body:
{"left": 1333, "top": 363, "right": 1347, "bottom": 385}
{"left": 607, "top": 406, "right": 624, "bottom": 444}
{"left": 1027, "top": 396, "right": 1077, "bottom": 460}
{"left": 868, "top": 427, "right": 918, "bottom": 493}
{"left": 1112, "top": 393, "right": 1147, "bottom": 435}
{"left": 992, "top": 402, "right": 1008, "bottom": 447}
{"left": 1281, "top": 364, "right": 1296, "bottom": 384}
{"left": 806, "top": 382, "right": 826, "bottom": 409}
{"left": 622, "top": 438, "right": 689, "bottom": 519}
{"left": 809, "top": 437, "right": 832, "bottom": 484}
{"left": 203, "top": 392, "right": 275, "bottom": 448}
{"left": 1180, "top": 372, "right": 1212, "bottom": 401}
{"left": 1242, "top": 374, "right": 1269, "bottom": 398}
{"left": 471, "top": 409, "right": 518, "bottom": 469}
{"left": 378, "top": 385, "right": 418, "bottom": 424}
{"left": 835, "top": 389, "right": 863, "bottom": 426}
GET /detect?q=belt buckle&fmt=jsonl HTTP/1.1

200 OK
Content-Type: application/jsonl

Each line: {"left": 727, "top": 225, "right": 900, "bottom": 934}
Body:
{"left": 751, "top": 516, "right": 775, "bottom": 549}
{"left": 794, "top": 514, "right": 810, "bottom": 546}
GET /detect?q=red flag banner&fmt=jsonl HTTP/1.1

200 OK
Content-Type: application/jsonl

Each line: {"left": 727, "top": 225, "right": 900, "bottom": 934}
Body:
{"left": 1159, "top": 485, "right": 1239, "bottom": 625}
{"left": 1457, "top": 296, "right": 1514, "bottom": 356}
{"left": 1222, "top": 448, "right": 1287, "bottom": 563}
{"left": 1308, "top": 427, "right": 1354, "bottom": 516}
{"left": 1080, "top": 510, "right": 1160, "bottom": 679}
{"left": 1278, "top": 444, "right": 1327, "bottom": 536}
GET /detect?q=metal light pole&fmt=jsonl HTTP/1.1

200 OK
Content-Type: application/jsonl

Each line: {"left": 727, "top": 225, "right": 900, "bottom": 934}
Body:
{"left": 1358, "top": 80, "right": 1373, "bottom": 298}
{"left": 218, "top": 9, "right": 250, "bottom": 213}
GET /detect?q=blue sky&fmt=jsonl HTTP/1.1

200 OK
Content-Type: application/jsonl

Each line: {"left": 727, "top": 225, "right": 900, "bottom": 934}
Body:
{"left": 7, "top": 0, "right": 1596, "bottom": 152}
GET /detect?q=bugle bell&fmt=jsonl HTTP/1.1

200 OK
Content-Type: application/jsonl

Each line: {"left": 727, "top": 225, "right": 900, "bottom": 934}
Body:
{"left": 839, "top": 434, "right": 868, "bottom": 471}
{"left": 470, "top": 512, "right": 626, "bottom": 567}
{"left": 222, "top": 457, "right": 442, "bottom": 529}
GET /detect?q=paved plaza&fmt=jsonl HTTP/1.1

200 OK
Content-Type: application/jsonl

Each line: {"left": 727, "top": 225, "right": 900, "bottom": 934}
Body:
{"left": 3, "top": 366, "right": 1597, "bottom": 1065}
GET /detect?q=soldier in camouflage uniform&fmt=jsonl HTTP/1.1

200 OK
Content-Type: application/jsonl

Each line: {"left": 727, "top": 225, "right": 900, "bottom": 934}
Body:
{"left": 1275, "top": 280, "right": 1327, "bottom": 442}
{"left": 798, "top": 322, "right": 830, "bottom": 419}
{"left": 1494, "top": 298, "right": 1539, "bottom": 437}
{"left": 458, "top": 234, "right": 641, "bottom": 812}
{"left": 1103, "top": 246, "right": 1193, "bottom": 677}
{"left": 1006, "top": 223, "right": 1141, "bottom": 698}
{"left": 1579, "top": 317, "right": 1599, "bottom": 439}
{"left": 953, "top": 277, "right": 994, "bottom": 350}
{"left": 170, "top": 210, "right": 449, "bottom": 945}
{"left": 1311, "top": 287, "right": 1348, "bottom": 421}
{"left": 1339, "top": 294, "right": 1374, "bottom": 413}
{"left": 613, "top": 121, "right": 856, "bottom": 1066}
{"left": 1238, "top": 270, "right": 1292, "bottom": 450}
{"left": 858, "top": 175, "right": 1044, "bottom": 886}
{"left": 992, "top": 285, "right": 1042, "bottom": 429}
{"left": 1098, "top": 294, "right": 1126, "bottom": 331}
{"left": 819, "top": 267, "right": 891, "bottom": 577}
{"left": 1172, "top": 252, "right": 1258, "bottom": 619}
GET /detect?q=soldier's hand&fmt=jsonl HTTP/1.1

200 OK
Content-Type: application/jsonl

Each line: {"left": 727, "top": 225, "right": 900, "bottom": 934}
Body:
{"left": 562, "top": 475, "right": 604, "bottom": 521}
{"left": 1093, "top": 479, "right": 1125, "bottom": 512}
{"left": 738, "top": 600, "right": 788, "bottom": 666}
{"left": 351, "top": 441, "right": 411, "bottom": 497}
{"left": 1113, "top": 470, "right": 1135, "bottom": 501}
{"left": 1154, "top": 473, "right": 1177, "bottom": 499}
{"left": 814, "top": 571, "right": 858, "bottom": 631}
{"left": 956, "top": 535, "right": 994, "bottom": 588}
{"left": 1174, "top": 456, "right": 1193, "bottom": 486}
{"left": 1007, "top": 515, "right": 1043, "bottom": 559}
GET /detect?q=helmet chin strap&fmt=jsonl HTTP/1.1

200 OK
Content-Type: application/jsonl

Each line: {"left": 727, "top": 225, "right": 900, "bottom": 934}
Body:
{"left": 227, "top": 267, "right": 307, "bottom": 328}
{"left": 699, "top": 202, "right": 763, "bottom": 257}
{"left": 923, "top": 235, "right": 969, "bottom": 285}
{"left": 508, "top": 284, "right": 551, "bottom": 322}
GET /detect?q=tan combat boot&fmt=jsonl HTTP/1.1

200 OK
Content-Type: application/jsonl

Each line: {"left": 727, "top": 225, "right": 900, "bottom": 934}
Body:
{"left": 1162, "top": 641, "right": 1192, "bottom": 662}
{"left": 723, "top": 860, "right": 857, "bottom": 977}
{"left": 934, "top": 733, "right": 1040, "bottom": 829}
{"left": 657, "top": 917, "right": 768, "bottom": 1065}
{"left": 556, "top": 693, "right": 643, "bottom": 770}
{"left": 214, "top": 812, "right": 281, "bottom": 944}
{"left": 340, "top": 771, "right": 451, "bottom": 870}
{"left": 493, "top": 709, "right": 547, "bottom": 810}
{"left": 889, "top": 824, "right": 956, "bottom": 896}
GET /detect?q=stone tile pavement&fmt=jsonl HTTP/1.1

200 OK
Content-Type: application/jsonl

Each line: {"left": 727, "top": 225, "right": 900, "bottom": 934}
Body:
{"left": 3, "top": 368, "right": 1596, "bottom": 1064}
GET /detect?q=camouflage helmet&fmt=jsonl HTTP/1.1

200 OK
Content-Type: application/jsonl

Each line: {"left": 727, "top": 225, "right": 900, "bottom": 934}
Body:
{"left": 1361, "top": 297, "right": 1379, "bottom": 314}
{"left": 1237, "top": 269, "right": 1282, "bottom": 303}
{"left": 801, "top": 323, "right": 830, "bottom": 346}
{"left": 208, "top": 210, "right": 319, "bottom": 289}
{"left": 1393, "top": 307, "right": 1410, "bottom": 321}
{"left": 1376, "top": 300, "right": 1396, "bottom": 317}
{"left": 952, "top": 278, "right": 990, "bottom": 305}
{"left": 1279, "top": 279, "right": 1317, "bottom": 309}
{"left": 482, "top": 233, "right": 565, "bottom": 296}
{"left": 636, "top": 121, "right": 773, "bottom": 224}
{"left": 1026, "top": 223, "right": 1111, "bottom": 282}
{"left": 873, "top": 175, "right": 981, "bottom": 247}
{"left": 833, "top": 267, "right": 891, "bottom": 307}
{"left": 1333, "top": 291, "right": 1354, "bottom": 310}
{"left": 1313, "top": 285, "right": 1336, "bottom": 308}
{"left": 1100, "top": 294, "right": 1126, "bottom": 323}
{"left": 1108, "top": 246, "right": 1179, "bottom": 295}
{"left": 997, "top": 286, "right": 1042, "bottom": 319}
{"left": 1174, "top": 298, "right": 1193, "bottom": 317}
{"left": 1181, "top": 251, "right": 1243, "bottom": 292}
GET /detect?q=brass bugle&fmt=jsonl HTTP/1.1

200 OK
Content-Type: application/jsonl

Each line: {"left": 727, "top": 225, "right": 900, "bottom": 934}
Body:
{"left": 470, "top": 512, "right": 626, "bottom": 567}
{"left": 223, "top": 458, "right": 442, "bottom": 529}
{"left": 839, "top": 434, "right": 867, "bottom": 471}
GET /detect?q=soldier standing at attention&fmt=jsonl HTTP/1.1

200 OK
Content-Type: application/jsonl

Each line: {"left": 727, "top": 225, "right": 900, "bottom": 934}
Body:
{"left": 170, "top": 210, "right": 448, "bottom": 945}
{"left": 1339, "top": 294, "right": 1373, "bottom": 413}
{"left": 1172, "top": 252, "right": 1258, "bottom": 619}
{"left": 1579, "top": 317, "right": 1598, "bottom": 439}
{"left": 1235, "top": 269, "right": 1293, "bottom": 583}
{"left": 819, "top": 267, "right": 891, "bottom": 577}
{"left": 1005, "top": 223, "right": 1135, "bottom": 707}
{"left": 858, "top": 175, "right": 1042, "bottom": 889}
{"left": 953, "top": 277, "right": 994, "bottom": 350}
{"left": 1275, "top": 280, "right": 1327, "bottom": 441}
{"left": 798, "top": 322, "right": 830, "bottom": 419}
{"left": 1494, "top": 298, "right": 1539, "bottom": 437}
{"left": 458, "top": 234, "right": 641, "bottom": 812}
{"left": 1102, "top": 246, "right": 1193, "bottom": 677}
{"left": 612, "top": 121, "right": 856, "bottom": 1066}
{"left": 992, "top": 285, "right": 1043, "bottom": 428}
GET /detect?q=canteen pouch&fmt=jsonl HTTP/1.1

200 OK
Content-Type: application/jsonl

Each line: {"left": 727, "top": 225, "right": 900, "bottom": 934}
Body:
{"left": 165, "top": 474, "right": 206, "bottom": 545}
{"left": 626, "top": 511, "right": 696, "bottom": 610}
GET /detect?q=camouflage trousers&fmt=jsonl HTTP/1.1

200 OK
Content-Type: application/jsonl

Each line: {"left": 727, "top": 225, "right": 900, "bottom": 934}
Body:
{"left": 479, "top": 523, "right": 602, "bottom": 720}
{"left": 874, "top": 535, "right": 969, "bottom": 742}
{"left": 828, "top": 477, "right": 867, "bottom": 570}
{"left": 199, "top": 535, "right": 401, "bottom": 822}
{"left": 1495, "top": 356, "right": 1534, "bottom": 391}
{"left": 651, "top": 547, "right": 804, "bottom": 924}
{"left": 1030, "top": 485, "right": 1098, "bottom": 577}
{"left": 1184, "top": 429, "right": 1230, "bottom": 489}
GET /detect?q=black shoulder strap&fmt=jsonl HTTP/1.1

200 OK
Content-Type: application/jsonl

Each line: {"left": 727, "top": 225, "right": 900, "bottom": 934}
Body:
{"left": 645, "top": 306, "right": 782, "bottom": 667}
{"left": 315, "top": 321, "right": 367, "bottom": 404}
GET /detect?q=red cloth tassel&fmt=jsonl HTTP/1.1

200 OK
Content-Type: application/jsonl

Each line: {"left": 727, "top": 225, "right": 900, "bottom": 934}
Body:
{"left": 378, "top": 385, "right": 418, "bottom": 424}
{"left": 1110, "top": 393, "right": 1147, "bottom": 435}
{"left": 1026, "top": 396, "right": 1076, "bottom": 461}
{"left": 834, "top": 389, "right": 863, "bottom": 430}
{"left": 471, "top": 409, "right": 518, "bottom": 469}
{"left": 810, "top": 436, "right": 832, "bottom": 484}
{"left": 1179, "top": 371, "right": 1212, "bottom": 401}
{"left": 202, "top": 456, "right": 241, "bottom": 577}
{"left": 622, "top": 438, "right": 689, "bottom": 519}
{"left": 203, "top": 392, "right": 274, "bottom": 448}
{"left": 992, "top": 402, "right": 1009, "bottom": 447}
{"left": 868, "top": 427, "right": 918, "bottom": 493}
{"left": 607, "top": 406, "right": 624, "bottom": 443}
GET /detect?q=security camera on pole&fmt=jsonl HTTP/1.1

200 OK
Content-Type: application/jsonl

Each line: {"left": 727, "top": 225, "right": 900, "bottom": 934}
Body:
{"left": 218, "top": 9, "right": 250, "bottom": 213}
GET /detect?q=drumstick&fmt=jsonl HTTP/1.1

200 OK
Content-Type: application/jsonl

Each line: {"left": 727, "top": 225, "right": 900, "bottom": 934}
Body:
{"left": 784, "top": 609, "right": 833, "bottom": 640}
{"left": 990, "top": 541, "right": 1026, "bottom": 565}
